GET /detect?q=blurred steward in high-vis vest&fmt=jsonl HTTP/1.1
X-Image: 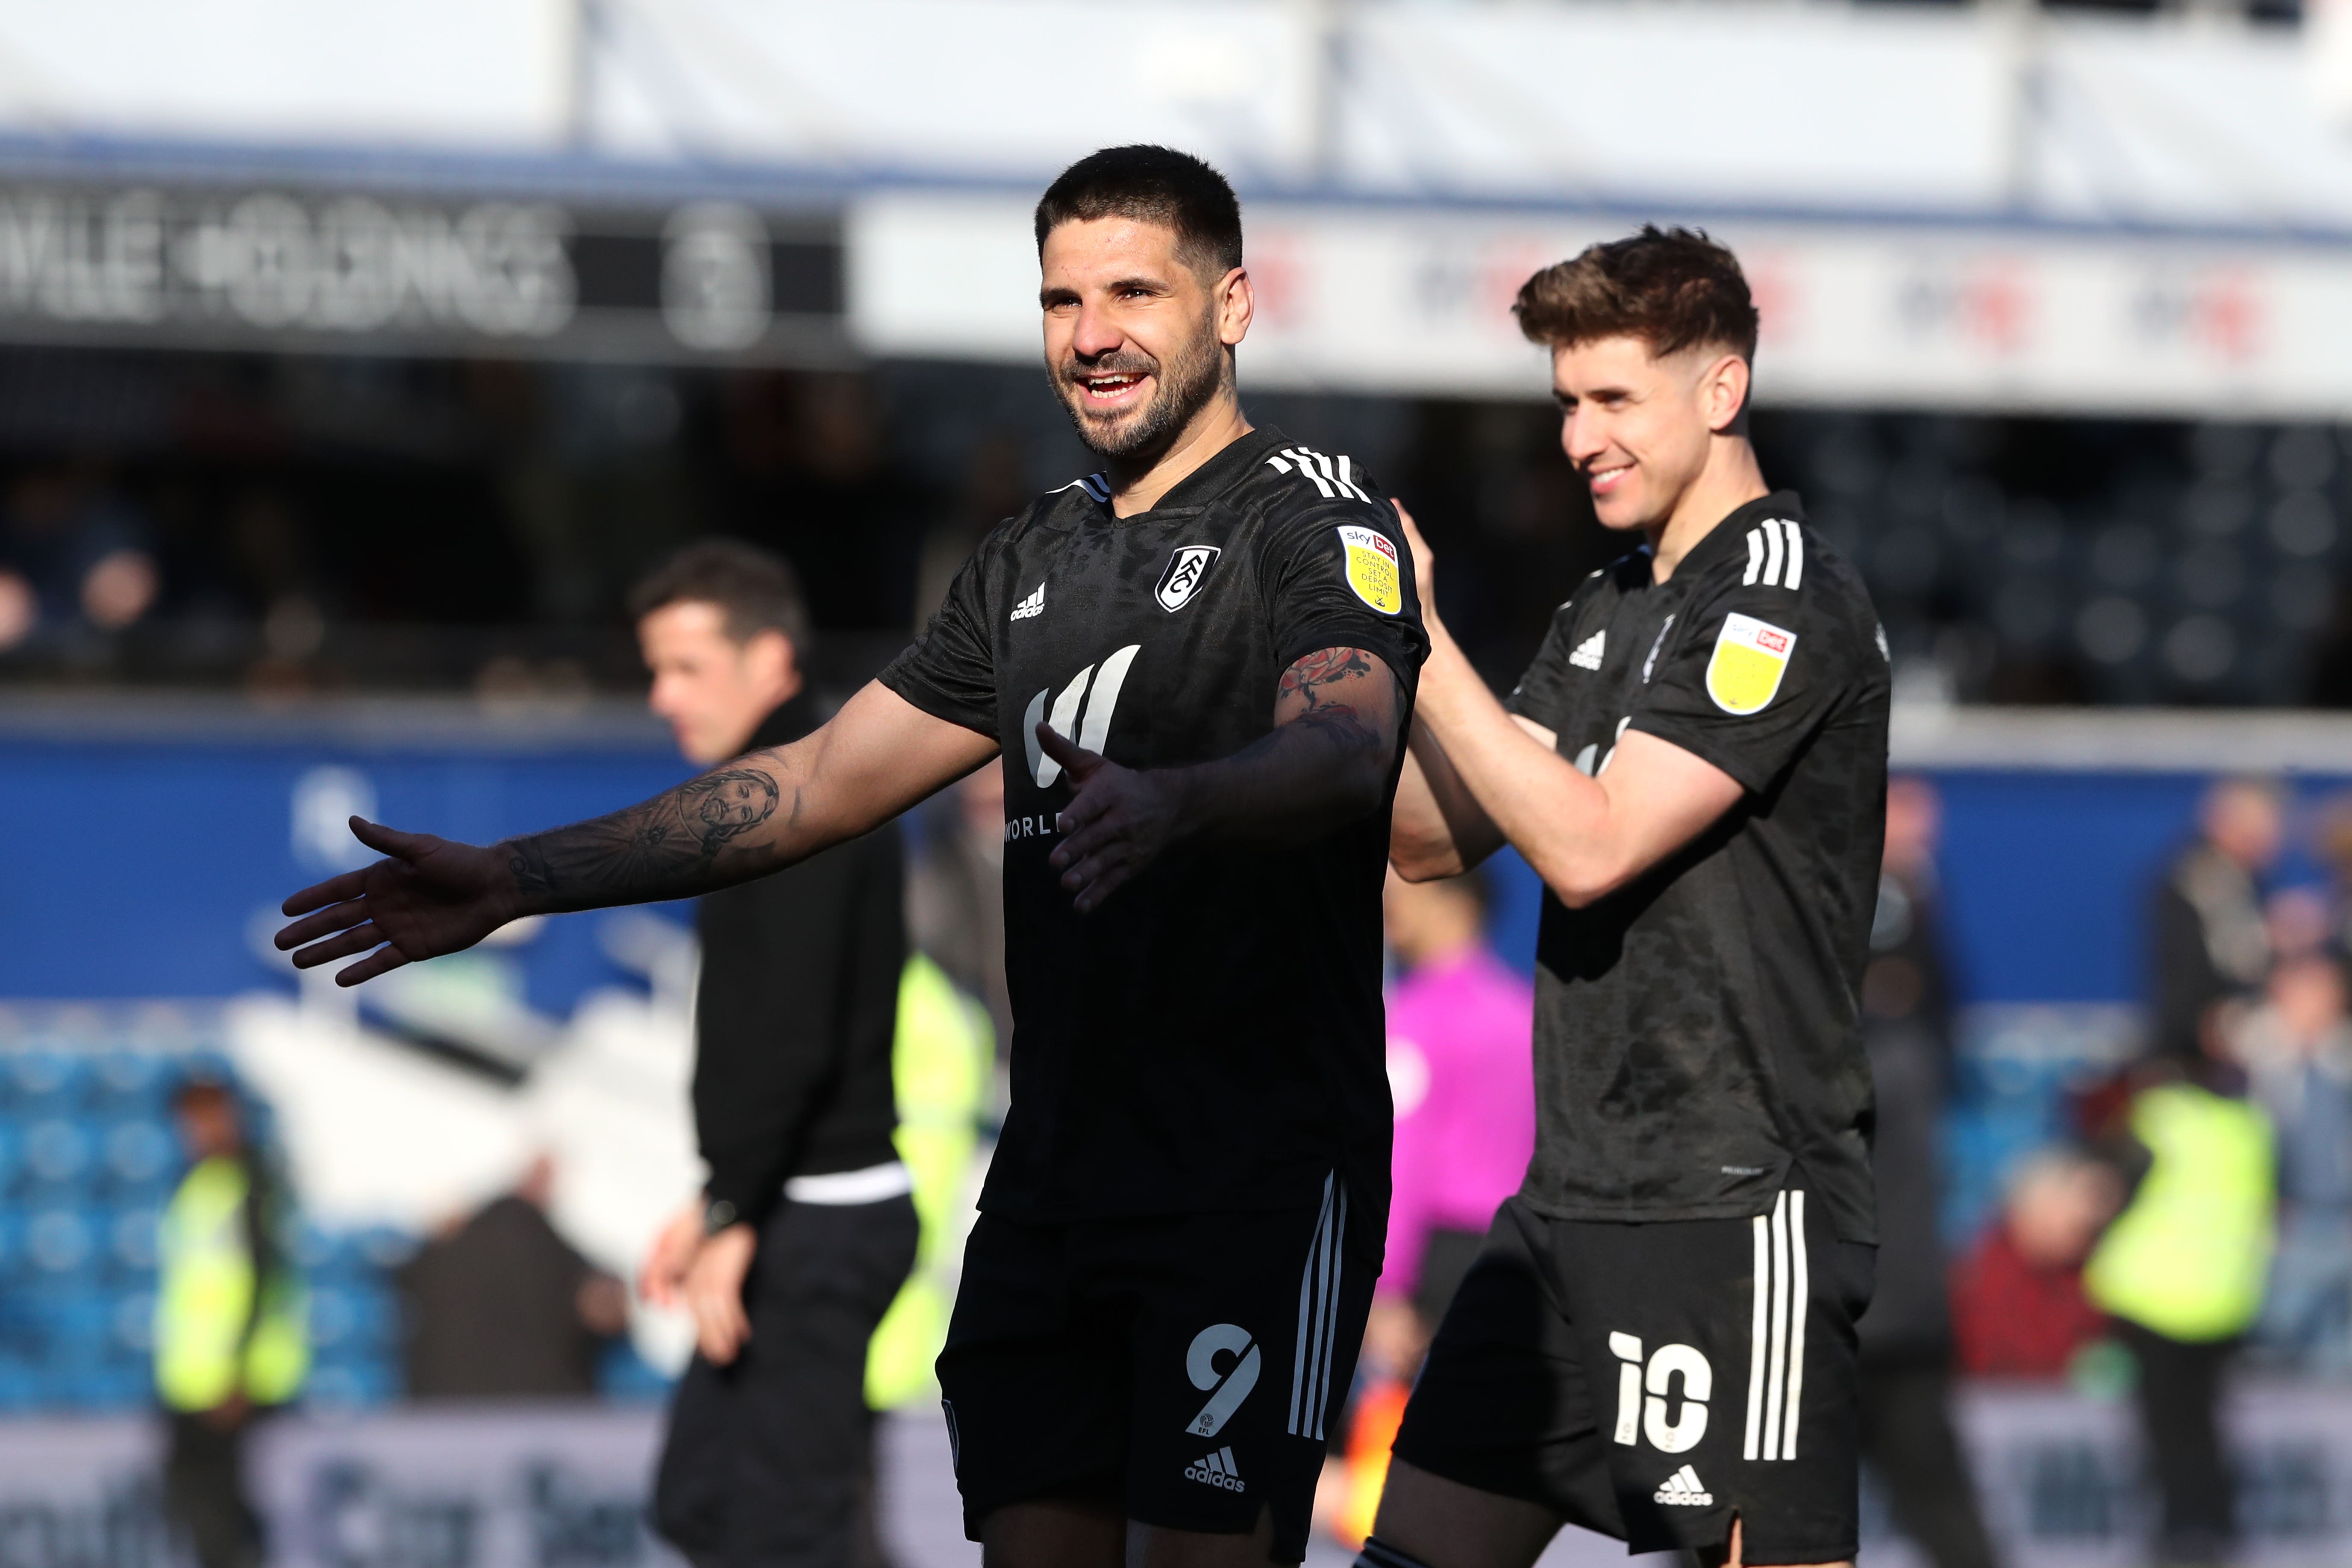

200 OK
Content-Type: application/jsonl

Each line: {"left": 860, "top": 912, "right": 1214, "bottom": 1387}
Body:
{"left": 156, "top": 1076, "right": 307, "bottom": 1568}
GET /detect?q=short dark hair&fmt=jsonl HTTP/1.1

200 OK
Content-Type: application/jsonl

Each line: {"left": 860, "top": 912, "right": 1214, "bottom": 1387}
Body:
{"left": 171, "top": 1075, "right": 236, "bottom": 1116}
{"left": 1034, "top": 145, "right": 1243, "bottom": 281}
{"left": 629, "top": 539, "right": 811, "bottom": 650}
{"left": 1514, "top": 226, "right": 1758, "bottom": 363}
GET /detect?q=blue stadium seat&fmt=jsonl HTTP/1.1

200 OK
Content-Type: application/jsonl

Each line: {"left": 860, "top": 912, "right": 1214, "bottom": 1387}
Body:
{"left": 91, "top": 1050, "right": 170, "bottom": 1113}
{"left": 6, "top": 1050, "right": 92, "bottom": 1113}
{"left": 21, "top": 1118, "right": 93, "bottom": 1197}
{"left": 0, "top": 1363, "right": 39, "bottom": 1413}
{"left": 100, "top": 1118, "right": 176, "bottom": 1199}
{"left": 24, "top": 1208, "right": 94, "bottom": 1279}
{"left": 111, "top": 1290, "right": 156, "bottom": 1359}
{"left": 107, "top": 1204, "right": 160, "bottom": 1279}
{"left": 303, "top": 1360, "right": 397, "bottom": 1408}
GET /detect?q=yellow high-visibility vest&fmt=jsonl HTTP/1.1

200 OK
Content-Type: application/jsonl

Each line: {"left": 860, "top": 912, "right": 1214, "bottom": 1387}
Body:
{"left": 866, "top": 954, "right": 992, "bottom": 1410}
{"left": 2084, "top": 1083, "right": 2275, "bottom": 1344}
{"left": 155, "top": 1155, "right": 308, "bottom": 1411}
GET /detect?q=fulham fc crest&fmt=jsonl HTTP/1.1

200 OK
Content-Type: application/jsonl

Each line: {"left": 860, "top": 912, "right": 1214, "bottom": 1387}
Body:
{"left": 1155, "top": 545, "right": 1220, "bottom": 612}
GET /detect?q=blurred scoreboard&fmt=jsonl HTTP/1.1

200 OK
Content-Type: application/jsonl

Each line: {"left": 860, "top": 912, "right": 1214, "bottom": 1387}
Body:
{"left": 0, "top": 180, "right": 845, "bottom": 366}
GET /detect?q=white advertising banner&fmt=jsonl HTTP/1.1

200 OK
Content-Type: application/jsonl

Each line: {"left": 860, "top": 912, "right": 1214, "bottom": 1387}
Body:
{"left": 3, "top": 1388, "right": 2351, "bottom": 1568}
{"left": 848, "top": 191, "right": 2352, "bottom": 418}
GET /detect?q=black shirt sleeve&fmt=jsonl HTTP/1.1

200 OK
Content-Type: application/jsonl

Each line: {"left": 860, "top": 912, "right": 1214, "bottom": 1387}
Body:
{"left": 1627, "top": 568, "right": 1861, "bottom": 795}
{"left": 1260, "top": 498, "right": 1429, "bottom": 686}
{"left": 879, "top": 531, "right": 1002, "bottom": 738}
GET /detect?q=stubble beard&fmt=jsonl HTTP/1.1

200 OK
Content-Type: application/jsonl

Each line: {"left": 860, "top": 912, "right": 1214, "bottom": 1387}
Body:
{"left": 1053, "top": 315, "right": 1229, "bottom": 465}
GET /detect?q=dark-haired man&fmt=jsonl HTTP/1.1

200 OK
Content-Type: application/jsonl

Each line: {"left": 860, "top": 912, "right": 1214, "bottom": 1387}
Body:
{"left": 276, "top": 144, "right": 1423, "bottom": 1568}
{"left": 624, "top": 540, "right": 918, "bottom": 1568}
{"left": 1376, "top": 227, "right": 1888, "bottom": 1568}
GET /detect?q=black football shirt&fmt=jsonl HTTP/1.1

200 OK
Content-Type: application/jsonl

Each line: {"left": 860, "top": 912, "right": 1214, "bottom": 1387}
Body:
{"left": 880, "top": 426, "right": 1427, "bottom": 1224}
{"left": 1504, "top": 490, "right": 1888, "bottom": 1243}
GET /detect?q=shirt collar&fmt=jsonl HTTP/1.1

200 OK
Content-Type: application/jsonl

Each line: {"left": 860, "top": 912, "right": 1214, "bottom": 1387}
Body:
{"left": 1105, "top": 426, "right": 1291, "bottom": 520}
{"left": 1670, "top": 489, "right": 1807, "bottom": 580}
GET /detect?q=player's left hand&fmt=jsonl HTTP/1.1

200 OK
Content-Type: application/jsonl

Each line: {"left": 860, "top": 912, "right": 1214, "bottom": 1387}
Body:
{"left": 1039, "top": 724, "right": 1183, "bottom": 914}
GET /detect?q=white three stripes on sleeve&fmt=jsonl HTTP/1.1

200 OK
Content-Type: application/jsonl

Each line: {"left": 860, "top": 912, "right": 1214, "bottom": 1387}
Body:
{"left": 1266, "top": 448, "right": 1376, "bottom": 506}
{"left": 1740, "top": 518, "right": 1805, "bottom": 589}
{"left": 1744, "top": 1189, "right": 1809, "bottom": 1462}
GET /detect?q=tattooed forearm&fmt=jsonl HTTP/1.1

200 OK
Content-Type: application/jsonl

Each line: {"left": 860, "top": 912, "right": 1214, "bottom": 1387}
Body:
{"left": 504, "top": 761, "right": 789, "bottom": 910}
{"left": 1152, "top": 646, "right": 1404, "bottom": 847}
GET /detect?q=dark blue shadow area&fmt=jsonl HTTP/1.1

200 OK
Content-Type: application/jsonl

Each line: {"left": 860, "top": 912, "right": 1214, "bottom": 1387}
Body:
{"left": 1478, "top": 767, "right": 2352, "bottom": 1006}
{"left": 3, "top": 726, "right": 2345, "bottom": 1011}
{"left": 0, "top": 736, "right": 694, "bottom": 1011}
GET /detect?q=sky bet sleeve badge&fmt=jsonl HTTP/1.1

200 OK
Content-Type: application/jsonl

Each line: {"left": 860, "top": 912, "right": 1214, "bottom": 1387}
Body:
{"left": 1338, "top": 525, "right": 1403, "bottom": 615}
{"left": 1706, "top": 612, "right": 1797, "bottom": 715}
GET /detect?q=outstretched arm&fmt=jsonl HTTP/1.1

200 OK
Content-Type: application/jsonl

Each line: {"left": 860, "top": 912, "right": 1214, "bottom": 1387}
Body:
{"left": 276, "top": 680, "right": 998, "bottom": 985}
{"left": 1040, "top": 644, "right": 1404, "bottom": 913}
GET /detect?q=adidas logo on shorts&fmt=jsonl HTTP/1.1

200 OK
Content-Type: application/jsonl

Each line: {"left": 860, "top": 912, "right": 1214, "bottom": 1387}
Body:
{"left": 1184, "top": 1446, "right": 1246, "bottom": 1493}
{"left": 1653, "top": 1465, "right": 1713, "bottom": 1506}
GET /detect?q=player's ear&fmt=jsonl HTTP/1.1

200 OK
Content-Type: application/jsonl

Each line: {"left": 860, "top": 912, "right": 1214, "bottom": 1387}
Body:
{"left": 1217, "top": 265, "right": 1254, "bottom": 348}
{"left": 1704, "top": 353, "right": 1750, "bottom": 435}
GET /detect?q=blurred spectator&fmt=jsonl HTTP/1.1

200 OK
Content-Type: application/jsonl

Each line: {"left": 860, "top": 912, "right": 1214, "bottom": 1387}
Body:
{"left": 1950, "top": 1151, "right": 2119, "bottom": 1378}
{"left": 2234, "top": 953, "right": 2352, "bottom": 1372}
{"left": 2082, "top": 1056, "right": 2275, "bottom": 1568}
{"left": 397, "top": 1155, "right": 626, "bottom": 1398}
{"left": 156, "top": 1078, "right": 306, "bottom": 1568}
{"left": 1319, "top": 869, "right": 1534, "bottom": 1547}
{"left": 1, "top": 463, "right": 160, "bottom": 639}
{"left": 913, "top": 430, "right": 1030, "bottom": 632}
{"left": 723, "top": 372, "right": 929, "bottom": 632}
{"left": 906, "top": 759, "right": 1013, "bottom": 1059}
{"left": 1857, "top": 777, "right": 1999, "bottom": 1568}
{"left": 2149, "top": 777, "right": 2283, "bottom": 1062}
{"left": 626, "top": 541, "right": 918, "bottom": 1568}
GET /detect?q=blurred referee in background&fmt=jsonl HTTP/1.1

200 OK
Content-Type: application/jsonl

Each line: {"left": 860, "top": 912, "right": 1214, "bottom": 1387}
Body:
{"left": 630, "top": 541, "right": 918, "bottom": 1568}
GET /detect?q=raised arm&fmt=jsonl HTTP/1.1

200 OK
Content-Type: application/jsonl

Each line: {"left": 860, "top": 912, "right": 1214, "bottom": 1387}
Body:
{"left": 1390, "top": 715, "right": 1527, "bottom": 881}
{"left": 275, "top": 680, "right": 998, "bottom": 985}
{"left": 1038, "top": 643, "right": 1405, "bottom": 913}
{"left": 1391, "top": 506, "right": 1742, "bottom": 906}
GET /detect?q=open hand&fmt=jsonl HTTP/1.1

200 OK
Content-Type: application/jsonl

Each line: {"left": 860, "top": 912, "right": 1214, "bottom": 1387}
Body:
{"left": 1040, "top": 724, "right": 1183, "bottom": 914}
{"left": 274, "top": 817, "right": 523, "bottom": 986}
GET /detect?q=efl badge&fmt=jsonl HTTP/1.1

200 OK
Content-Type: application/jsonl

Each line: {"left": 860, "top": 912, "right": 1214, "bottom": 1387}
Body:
{"left": 1155, "top": 545, "right": 1220, "bottom": 612}
{"left": 1706, "top": 613, "right": 1796, "bottom": 715}
{"left": 1338, "top": 525, "right": 1402, "bottom": 615}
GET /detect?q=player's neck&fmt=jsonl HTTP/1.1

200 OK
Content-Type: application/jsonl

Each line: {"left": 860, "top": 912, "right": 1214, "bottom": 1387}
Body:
{"left": 1645, "top": 437, "right": 1769, "bottom": 583}
{"left": 1106, "top": 390, "right": 1253, "bottom": 518}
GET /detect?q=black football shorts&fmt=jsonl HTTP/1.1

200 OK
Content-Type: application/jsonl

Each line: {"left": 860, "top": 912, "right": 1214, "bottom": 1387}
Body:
{"left": 938, "top": 1175, "right": 1376, "bottom": 1563}
{"left": 1392, "top": 1188, "right": 1873, "bottom": 1565}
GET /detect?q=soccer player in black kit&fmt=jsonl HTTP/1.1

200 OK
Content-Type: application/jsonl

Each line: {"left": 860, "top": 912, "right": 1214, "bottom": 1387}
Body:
{"left": 273, "top": 145, "right": 1423, "bottom": 1568}
{"left": 1375, "top": 229, "right": 1889, "bottom": 1568}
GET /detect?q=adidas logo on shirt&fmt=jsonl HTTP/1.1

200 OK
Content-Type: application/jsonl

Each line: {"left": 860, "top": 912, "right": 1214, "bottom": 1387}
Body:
{"left": 1570, "top": 630, "right": 1606, "bottom": 671}
{"left": 1652, "top": 1465, "right": 1713, "bottom": 1506}
{"left": 1009, "top": 584, "right": 1045, "bottom": 622}
{"left": 1184, "top": 1446, "right": 1246, "bottom": 1493}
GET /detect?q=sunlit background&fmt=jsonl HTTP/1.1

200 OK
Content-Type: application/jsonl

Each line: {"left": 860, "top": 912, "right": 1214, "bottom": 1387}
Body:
{"left": 3, "top": 2, "right": 2351, "bottom": 1565}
